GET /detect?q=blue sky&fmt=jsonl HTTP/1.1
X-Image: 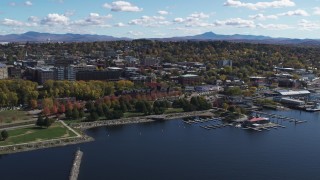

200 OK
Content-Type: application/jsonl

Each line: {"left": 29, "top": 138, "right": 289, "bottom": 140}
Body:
{"left": 0, "top": 0, "right": 320, "bottom": 38}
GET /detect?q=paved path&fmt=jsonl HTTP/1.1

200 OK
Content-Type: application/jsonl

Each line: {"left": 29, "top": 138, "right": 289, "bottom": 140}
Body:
{"left": 0, "top": 124, "right": 34, "bottom": 131}
{"left": 60, "top": 120, "right": 81, "bottom": 137}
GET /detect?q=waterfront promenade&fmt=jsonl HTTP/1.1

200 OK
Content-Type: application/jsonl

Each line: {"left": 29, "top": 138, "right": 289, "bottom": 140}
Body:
{"left": 0, "top": 109, "right": 213, "bottom": 155}
{"left": 71, "top": 109, "right": 214, "bottom": 129}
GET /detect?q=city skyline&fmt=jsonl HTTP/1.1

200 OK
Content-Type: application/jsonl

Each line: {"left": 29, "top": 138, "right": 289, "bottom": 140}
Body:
{"left": 1, "top": 0, "right": 320, "bottom": 39}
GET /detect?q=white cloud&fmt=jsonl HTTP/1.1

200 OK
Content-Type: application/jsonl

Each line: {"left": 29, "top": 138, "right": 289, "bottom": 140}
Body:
{"left": 114, "top": 22, "right": 126, "bottom": 27}
{"left": 72, "top": 13, "right": 112, "bottom": 26}
{"left": 313, "top": 7, "right": 320, "bottom": 15}
{"left": 2, "top": 18, "right": 25, "bottom": 26}
{"left": 28, "top": 16, "right": 39, "bottom": 23}
{"left": 173, "top": 12, "right": 211, "bottom": 27}
{"left": 1, "top": 18, "right": 36, "bottom": 27}
{"left": 249, "top": 14, "right": 278, "bottom": 20}
{"left": 224, "top": 0, "right": 295, "bottom": 10}
{"left": 298, "top": 19, "right": 320, "bottom": 30}
{"left": 215, "top": 18, "right": 255, "bottom": 28}
{"left": 41, "top": 13, "right": 69, "bottom": 26}
{"left": 8, "top": 1, "right": 33, "bottom": 6}
{"left": 278, "top": 9, "right": 309, "bottom": 16}
{"left": 257, "top": 23, "right": 291, "bottom": 30}
{"left": 189, "top": 12, "right": 210, "bottom": 19}
{"left": 129, "top": 16, "right": 170, "bottom": 27}
{"left": 127, "top": 30, "right": 143, "bottom": 36}
{"left": 173, "top": 18, "right": 184, "bottom": 23}
{"left": 24, "top": 1, "right": 32, "bottom": 6}
{"left": 158, "top": 10, "right": 169, "bottom": 15}
{"left": 64, "top": 10, "right": 75, "bottom": 17}
{"left": 103, "top": 1, "right": 142, "bottom": 12}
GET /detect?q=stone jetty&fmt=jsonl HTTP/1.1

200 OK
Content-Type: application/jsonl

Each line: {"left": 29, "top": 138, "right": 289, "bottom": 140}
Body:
{"left": 69, "top": 149, "right": 83, "bottom": 180}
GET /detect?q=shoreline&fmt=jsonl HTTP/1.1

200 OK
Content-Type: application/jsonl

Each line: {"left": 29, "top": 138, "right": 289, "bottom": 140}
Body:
{"left": 0, "top": 109, "right": 213, "bottom": 155}
{"left": 0, "top": 135, "right": 93, "bottom": 155}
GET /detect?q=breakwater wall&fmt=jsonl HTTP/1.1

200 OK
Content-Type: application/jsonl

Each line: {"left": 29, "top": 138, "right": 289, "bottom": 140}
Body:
{"left": 0, "top": 135, "right": 93, "bottom": 155}
{"left": 71, "top": 118, "right": 155, "bottom": 129}
{"left": 72, "top": 109, "right": 214, "bottom": 129}
{"left": 69, "top": 149, "right": 83, "bottom": 180}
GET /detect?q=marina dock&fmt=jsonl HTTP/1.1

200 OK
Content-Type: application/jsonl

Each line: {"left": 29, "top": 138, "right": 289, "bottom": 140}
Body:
{"left": 251, "top": 111, "right": 307, "bottom": 124}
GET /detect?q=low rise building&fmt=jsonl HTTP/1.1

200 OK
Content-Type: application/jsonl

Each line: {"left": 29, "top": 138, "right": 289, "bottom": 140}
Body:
{"left": 76, "top": 70, "right": 121, "bottom": 81}
{"left": 7, "top": 66, "right": 21, "bottom": 78}
{"left": 141, "top": 57, "right": 160, "bottom": 66}
{"left": 54, "top": 66, "right": 76, "bottom": 81}
{"left": 0, "top": 63, "right": 8, "bottom": 79}
{"left": 217, "top": 60, "right": 232, "bottom": 68}
{"left": 179, "top": 74, "right": 201, "bottom": 85}
{"left": 37, "top": 68, "right": 54, "bottom": 84}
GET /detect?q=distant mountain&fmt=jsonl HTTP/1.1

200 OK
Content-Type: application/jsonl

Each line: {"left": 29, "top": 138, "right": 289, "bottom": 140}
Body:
{"left": 152, "top": 32, "right": 320, "bottom": 46}
{"left": 0, "top": 31, "right": 131, "bottom": 42}
{"left": 183, "top": 32, "right": 272, "bottom": 40}
{"left": 1, "top": 31, "right": 320, "bottom": 46}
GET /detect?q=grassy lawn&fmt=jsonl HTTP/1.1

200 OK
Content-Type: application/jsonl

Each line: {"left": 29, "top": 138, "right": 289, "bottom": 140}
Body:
{"left": 0, "top": 110, "right": 32, "bottom": 124}
{"left": 123, "top": 112, "right": 145, "bottom": 118}
{"left": 164, "top": 108, "right": 184, "bottom": 114}
{"left": 0, "top": 122, "right": 77, "bottom": 146}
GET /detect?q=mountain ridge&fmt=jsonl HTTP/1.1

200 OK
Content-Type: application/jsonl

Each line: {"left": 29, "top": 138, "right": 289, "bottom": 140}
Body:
{"left": 0, "top": 31, "right": 320, "bottom": 45}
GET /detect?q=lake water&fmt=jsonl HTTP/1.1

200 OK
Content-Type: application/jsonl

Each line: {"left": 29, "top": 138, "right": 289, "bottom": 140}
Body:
{"left": 1, "top": 109, "right": 320, "bottom": 180}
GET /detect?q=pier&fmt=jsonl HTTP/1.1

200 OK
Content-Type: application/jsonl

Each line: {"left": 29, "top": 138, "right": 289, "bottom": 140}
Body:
{"left": 69, "top": 149, "right": 83, "bottom": 180}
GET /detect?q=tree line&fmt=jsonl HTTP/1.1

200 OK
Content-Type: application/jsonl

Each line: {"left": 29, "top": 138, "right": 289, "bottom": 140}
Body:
{"left": 0, "top": 79, "right": 135, "bottom": 108}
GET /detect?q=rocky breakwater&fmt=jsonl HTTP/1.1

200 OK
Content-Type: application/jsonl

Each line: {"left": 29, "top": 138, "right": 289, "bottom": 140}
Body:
{"left": 72, "top": 109, "right": 214, "bottom": 130}
{"left": 71, "top": 117, "right": 155, "bottom": 129}
{"left": 0, "top": 135, "right": 93, "bottom": 155}
{"left": 69, "top": 149, "right": 83, "bottom": 180}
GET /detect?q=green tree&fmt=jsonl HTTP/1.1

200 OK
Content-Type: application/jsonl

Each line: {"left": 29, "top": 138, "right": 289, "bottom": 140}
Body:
{"left": 96, "top": 103, "right": 104, "bottom": 117}
{"left": 88, "top": 112, "right": 99, "bottom": 122}
{"left": 72, "top": 108, "right": 79, "bottom": 119}
{"left": 65, "top": 108, "right": 72, "bottom": 119}
{"left": 79, "top": 109, "right": 85, "bottom": 119}
{"left": 1, "top": 130, "right": 9, "bottom": 141}
{"left": 44, "top": 117, "right": 54, "bottom": 128}
{"left": 36, "top": 116, "right": 44, "bottom": 127}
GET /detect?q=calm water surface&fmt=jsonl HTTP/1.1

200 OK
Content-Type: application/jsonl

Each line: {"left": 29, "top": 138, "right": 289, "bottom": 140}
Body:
{"left": 0, "top": 110, "right": 320, "bottom": 180}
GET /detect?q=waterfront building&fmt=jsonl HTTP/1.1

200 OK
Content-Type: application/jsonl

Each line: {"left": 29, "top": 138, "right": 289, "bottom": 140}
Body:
{"left": 243, "top": 117, "right": 270, "bottom": 127}
{"left": 277, "top": 98, "right": 305, "bottom": 106}
{"left": 274, "top": 90, "right": 310, "bottom": 98}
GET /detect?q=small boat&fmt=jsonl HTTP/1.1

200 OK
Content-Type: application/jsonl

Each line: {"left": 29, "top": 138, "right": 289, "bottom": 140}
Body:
{"left": 306, "top": 103, "right": 320, "bottom": 112}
